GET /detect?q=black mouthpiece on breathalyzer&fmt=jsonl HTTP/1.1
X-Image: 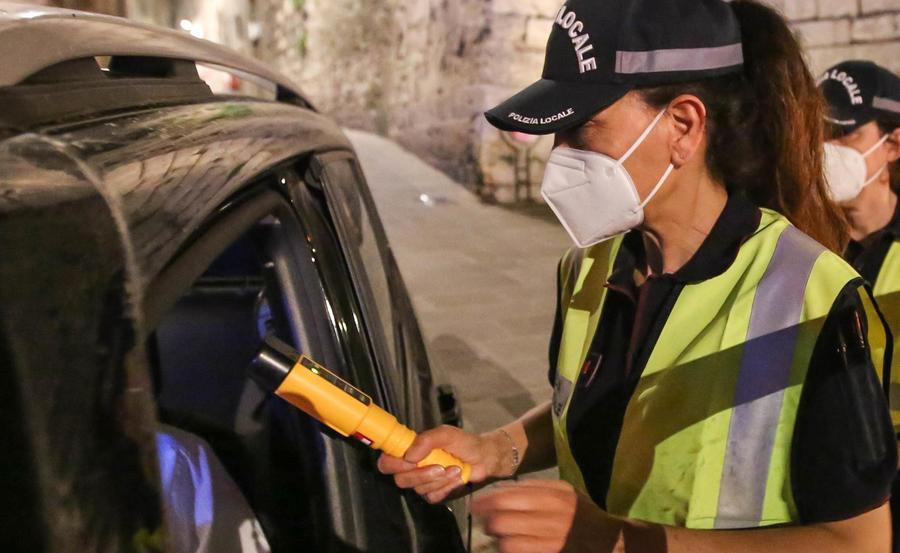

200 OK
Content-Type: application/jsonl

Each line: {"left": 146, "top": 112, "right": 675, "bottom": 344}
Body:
{"left": 250, "top": 337, "right": 299, "bottom": 392}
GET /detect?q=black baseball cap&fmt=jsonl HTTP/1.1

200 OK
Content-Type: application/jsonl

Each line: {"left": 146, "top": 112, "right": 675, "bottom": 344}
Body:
{"left": 485, "top": 0, "right": 745, "bottom": 135}
{"left": 819, "top": 60, "right": 900, "bottom": 135}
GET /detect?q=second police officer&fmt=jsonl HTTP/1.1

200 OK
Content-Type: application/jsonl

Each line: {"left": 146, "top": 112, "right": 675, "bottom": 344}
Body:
{"left": 821, "top": 58, "right": 900, "bottom": 553}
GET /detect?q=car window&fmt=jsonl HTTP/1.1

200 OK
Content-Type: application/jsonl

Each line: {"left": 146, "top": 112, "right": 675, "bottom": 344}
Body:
{"left": 317, "top": 158, "right": 400, "bottom": 395}
{"left": 142, "top": 175, "right": 452, "bottom": 553}
{"left": 153, "top": 219, "right": 297, "bottom": 424}
{"left": 147, "top": 199, "right": 330, "bottom": 553}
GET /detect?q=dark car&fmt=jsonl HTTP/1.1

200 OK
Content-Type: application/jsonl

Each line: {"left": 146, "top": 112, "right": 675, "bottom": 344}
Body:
{"left": 0, "top": 5, "right": 465, "bottom": 553}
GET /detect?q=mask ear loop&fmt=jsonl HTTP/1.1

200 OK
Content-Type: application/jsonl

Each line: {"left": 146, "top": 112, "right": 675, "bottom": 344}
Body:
{"left": 862, "top": 164, "right": 887, "bottom": 187}
{"left": 639, "top": 163, "right": 676, "bottom": 209}
{"left": 618, "top": 109, "right": 668, "bottom": 164}
{"left": 616, "top": 109, "right": 675, "bottom": 211}
{"left": 862, "top": 133, "right": 890, "bottom": 157}
{"left": 860, "top": 134, "right": 891, "bottom": 188}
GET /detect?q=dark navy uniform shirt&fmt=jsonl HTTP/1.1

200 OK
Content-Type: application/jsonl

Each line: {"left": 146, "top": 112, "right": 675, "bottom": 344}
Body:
{"left": 845, "top": 199, "right": 900, "bottom": 287}
{"left": 548, "top": 194, "right": 896, "bottom": 523}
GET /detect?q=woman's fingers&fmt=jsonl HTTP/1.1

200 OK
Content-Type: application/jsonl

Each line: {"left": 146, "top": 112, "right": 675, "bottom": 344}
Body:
{"left": 496, "top": 479, "right": 573, "bottom": 492}
{"left": 376, "top": 453, "right": 416, "bottom": 475}
{"left": 404, "top": 425, "right": 478, "bottom": 464}
{"left": 423, "top": 476, "right": 467, "bottom": 504}
{"left": 414, "top": 467, "right": 464, "bottom": 497}
{"left": 495, "top": 536, "right": 562, "bottom": 553}
{"left": 480, "top": 509, "right": 570, "bottom": 539}
{"left": 473, "top": 485, "right": 569, "bottom": 515}
{"left": 382, "top": 462, "right": 460, "bottom": 488}
{"left": 378, "top": 460, "right": 464, "bottom": 503}
{"left": 471, "top": 482, "right": 582, "bottom": 553}
{"left": 379, "top": 425, "right": 493, "bottom": 502}
{"left": 389, "top": 464, "right": 447, "bottom": 488}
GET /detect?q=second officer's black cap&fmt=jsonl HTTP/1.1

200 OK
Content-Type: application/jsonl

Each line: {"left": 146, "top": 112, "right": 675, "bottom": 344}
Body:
{"left": 819, "top": 60, "right": 900, "bottom": 135}
{"left": 485, "top": 0, "right": 745, "bottom": 135}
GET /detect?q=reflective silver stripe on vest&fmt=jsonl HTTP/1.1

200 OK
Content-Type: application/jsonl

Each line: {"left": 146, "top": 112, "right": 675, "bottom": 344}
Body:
{"left": 873, "top": 96, "right": 900, "bottom": 115}
{"left": 615, "top": 43, "right": 743, "bottom": 75}
{"left": 714, "top": 226, "right": 824, "bottom": 529}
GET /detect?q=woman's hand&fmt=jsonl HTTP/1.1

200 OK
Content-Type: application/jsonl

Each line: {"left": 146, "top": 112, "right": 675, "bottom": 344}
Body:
{"left": 472, "top": 480, "right": 624, "bottom": 553}
{"left": 377, "top": 425, "right": 515, "bottom": 504}
{"left": 472, "top": 480, "right": 893, "bottom": 553}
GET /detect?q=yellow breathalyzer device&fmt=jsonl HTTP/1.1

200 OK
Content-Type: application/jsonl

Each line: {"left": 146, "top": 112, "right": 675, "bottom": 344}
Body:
{"left": 250, "top": 338, "right": 471, "bottom": 483}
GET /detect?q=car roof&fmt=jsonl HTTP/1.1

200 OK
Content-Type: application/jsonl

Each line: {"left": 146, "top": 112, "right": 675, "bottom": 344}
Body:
{"left": 0, "top": 4, "right": 354, "bottom": 286}
{"left": 0, "top": 2, "right": 310, "bottom": 107}
{"left": 0, "top": 8, "right": 360, "bottom": 531}
{"left": 0, "top": 99, "right": 352, "bottom": 282}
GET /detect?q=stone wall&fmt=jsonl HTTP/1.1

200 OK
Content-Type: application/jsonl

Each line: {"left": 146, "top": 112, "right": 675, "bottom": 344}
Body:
{"left": 253, "top": 0, "right": 501, "bottom": 186}
{"left": 124, "top": 0, "right": 172, "bottom": 27}
{"left": 35, "top": 0, "right": 125, "bottom": 16}
{"left": 32, "top": 0, "right": 172, "bottom": 26}
{"left": 250, "top": 0, "right": 568, "bottom": 199}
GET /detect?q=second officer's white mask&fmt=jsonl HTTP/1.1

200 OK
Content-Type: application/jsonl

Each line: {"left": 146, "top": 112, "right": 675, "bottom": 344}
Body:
{"left": 541, "top": 110, "right": 674, "bottom": 248}
{"left": 823, "top": 134, "right": 889, "bottom": 203}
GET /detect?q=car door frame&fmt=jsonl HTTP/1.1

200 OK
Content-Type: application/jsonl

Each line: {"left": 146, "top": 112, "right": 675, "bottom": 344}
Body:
{"left": 306, "top": 152, "right": 469, "bottom": 550}
{"left": 143, "top": 167, "right": 435, "bottom": 553}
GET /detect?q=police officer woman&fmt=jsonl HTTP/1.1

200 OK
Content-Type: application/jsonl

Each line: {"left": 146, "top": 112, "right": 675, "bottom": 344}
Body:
{"left": 380, "top": 1, "right": 896, "bottom": 551}
{"left": 821, "top": 58, "right": 900, "bottom": 553}
{"left": 822, "top": 60, "right": 900, "bottom": 407}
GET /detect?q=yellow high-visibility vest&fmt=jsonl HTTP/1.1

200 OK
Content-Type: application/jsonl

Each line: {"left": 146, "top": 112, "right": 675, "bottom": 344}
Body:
{"left": 871, "top": 241, "right": 900, "bottom": 430}
{"left": 552, "top": 209, "right": 887, "bottom": 529}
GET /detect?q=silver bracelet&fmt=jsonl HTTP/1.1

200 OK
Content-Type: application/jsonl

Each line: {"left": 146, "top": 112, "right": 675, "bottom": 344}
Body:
{"left": 497, "top": 428, "right": 520, "bottom": 477}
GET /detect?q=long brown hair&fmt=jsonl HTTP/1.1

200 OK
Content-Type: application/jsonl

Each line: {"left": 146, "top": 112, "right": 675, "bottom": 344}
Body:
{"left": 641, "top": 0, "right": 848, "bottom": 252}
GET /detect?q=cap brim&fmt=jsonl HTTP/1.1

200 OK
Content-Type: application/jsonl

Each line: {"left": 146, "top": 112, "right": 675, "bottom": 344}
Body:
{"left": 485, "top": 79, "right": 631, "bottom": 135}
{"left": 824, "top": 106, "right": 872, "bottom": 136}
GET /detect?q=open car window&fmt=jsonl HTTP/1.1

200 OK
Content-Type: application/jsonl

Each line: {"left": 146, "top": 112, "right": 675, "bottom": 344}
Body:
{"left": 139, "top": 170, "right": 464, "bottom": 553}
{"left": 145, "top": 185, "right": 333, "bottom": 553}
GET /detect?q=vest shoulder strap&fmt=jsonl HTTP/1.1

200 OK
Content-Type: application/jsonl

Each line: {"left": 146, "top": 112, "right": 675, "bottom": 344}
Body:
{"left": 558, "top": 236, "right": 623, "bottom": 318}
{"left": 874, "top": 241, "right": 900, "bottom": 297}
{"left": 558, "top": 247, "right": 583, "bottom": 313}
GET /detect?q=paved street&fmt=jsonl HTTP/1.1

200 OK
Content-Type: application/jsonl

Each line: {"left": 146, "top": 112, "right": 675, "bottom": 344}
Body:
{"left": 348, "top": 130, "right": 569, "bottom": 549}
{"left": 348, "top": 129, "right": 569, "bottom": 433}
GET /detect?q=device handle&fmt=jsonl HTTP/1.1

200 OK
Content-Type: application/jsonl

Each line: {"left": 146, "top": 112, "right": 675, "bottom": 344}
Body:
{"left": 417, "top": 448, "right": 472, "bottom": 484}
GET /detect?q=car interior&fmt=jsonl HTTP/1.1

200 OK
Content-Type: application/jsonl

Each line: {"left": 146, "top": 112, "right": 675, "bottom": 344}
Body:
{"left": 147, "top": 205, "right": 327, "bottom": 553}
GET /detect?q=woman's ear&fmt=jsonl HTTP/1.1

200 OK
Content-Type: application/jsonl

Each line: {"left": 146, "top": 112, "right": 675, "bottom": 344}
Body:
{"left": 665, "top": 95, "right": 707, "bottom": 168}
{"left": 886, "top": 127, "right": 900, "bottom": 163}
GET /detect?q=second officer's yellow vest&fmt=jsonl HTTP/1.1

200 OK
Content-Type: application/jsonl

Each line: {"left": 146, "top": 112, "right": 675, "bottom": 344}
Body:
{"left": 551, "top": 209, "right": 887, "bottom": 529}
{"left": 871, "top": 241, "right": 900, "bottom": 430}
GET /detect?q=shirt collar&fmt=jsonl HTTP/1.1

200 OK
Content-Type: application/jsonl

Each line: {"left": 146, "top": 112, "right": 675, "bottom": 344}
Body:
{"left": 608, "top": 193, "right": 762, "bottom": 288}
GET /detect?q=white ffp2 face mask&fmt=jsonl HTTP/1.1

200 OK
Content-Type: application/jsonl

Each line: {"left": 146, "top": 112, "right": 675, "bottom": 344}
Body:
{"left": 541, "top": 110, "right": 674, "bottom": 248}
{"left": 823, "top": 134, "right": 889, "bottom": 203}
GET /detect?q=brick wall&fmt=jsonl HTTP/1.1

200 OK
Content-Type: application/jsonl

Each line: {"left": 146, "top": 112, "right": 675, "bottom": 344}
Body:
{"left": 782, "top": 0, "right": 900, "bottom": 76}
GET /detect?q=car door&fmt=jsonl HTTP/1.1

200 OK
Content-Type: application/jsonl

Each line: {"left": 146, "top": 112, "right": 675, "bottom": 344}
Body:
{"left": 145, "top": 166, "right": 454, "bottom": 553}
{"left": 308, "top": 152, "right": 468, "bottom": 550}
